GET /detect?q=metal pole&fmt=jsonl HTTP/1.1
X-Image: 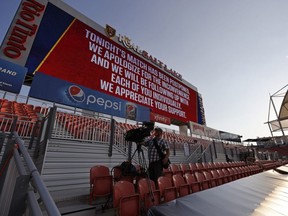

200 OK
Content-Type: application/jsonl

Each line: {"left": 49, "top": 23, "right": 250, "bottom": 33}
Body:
{"left": 270, "top": 95, "right": 285, "bottom": 137}
{"left": 15, "top": 133, "right": 61, "bottom": 216}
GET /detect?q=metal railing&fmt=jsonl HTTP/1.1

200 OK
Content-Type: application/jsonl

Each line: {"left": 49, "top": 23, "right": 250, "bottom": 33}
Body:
{"left": 52, "top": 109, "right": 112, "bottom": 143}
{"left": 0, "top": 132, "right": 61, "bottom": 216}
{"left": 185, "top": 141, "right": 214, "bottom": 163}
{"left": 0, "top": 112, "right": 40, "bottom": 138}
{"left": 185, "top": 144, "right": 203, "bottom": 163}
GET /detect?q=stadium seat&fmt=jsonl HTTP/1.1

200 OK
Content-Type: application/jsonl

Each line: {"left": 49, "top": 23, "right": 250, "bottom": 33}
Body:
{"left": 137, "top": 178, "right": 161, "bottom": 214}
{"left": 203, "top": 171, "right": 217, "bottom": 188}
{"left": 163, "top": 167, "right": 173, "bottom": 181}
{"left": 210, "top": 169, "right": 224, "bottom": 186}
{"left": 34, "top": 106, "right": 42, "bottom": 113}
{"left": 216, "top": 169, "right": 229, "bottom": 184}
{"left": 89, "top": 165, "right": 113, "bottom": 205}
{"left": 195, "top": 162, "right": 206, "bottom": 172}
{"left": 188, "top": 163, "right": 199, "bottom": 174}
{"left": 172, "top": 174, "right": 190, "bottom": 197}
{"left": 202, "top": 162, "right": 210, "bottom": 171}
{"left": 169, "top": 164, "right": 183, "bottom": 176}
{"left": 207, "top": 162, "right": 216, "bottom": 170}
{"left": 183, "top": 173, "right": 201, "bottom": 193}
{"left": 157, "top": 176, "right": 177, "bottom": 202}
{"left": 194, "top": 171, "right": 210, "bottom": 190}
{"left": 113, "top": 181, "right": 140, "bottom": 216}
{"left": 179, "top": 163, "right": 191, "bottom": 174}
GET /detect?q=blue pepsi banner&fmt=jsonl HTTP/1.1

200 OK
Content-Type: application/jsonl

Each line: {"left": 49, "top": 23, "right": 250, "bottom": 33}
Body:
{"left": 0, "top": 58, "right": 27, "bottom": 94}
{"left": 29, "top": 72, "right": 150, "bottom": 121}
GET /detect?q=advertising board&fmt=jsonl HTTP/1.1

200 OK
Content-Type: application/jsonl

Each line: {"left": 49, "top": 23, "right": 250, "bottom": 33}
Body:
{"left": 1, "top": 0, "right": 200, "bottom": 124}
{"left": 0, "top": 58, "right": 27, "bottom": 93}
{"left": 30, "top": 72, "right": 150, "bottom": 121}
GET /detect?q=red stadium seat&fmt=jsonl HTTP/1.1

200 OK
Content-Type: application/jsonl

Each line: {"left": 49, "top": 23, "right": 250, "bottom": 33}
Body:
{"left": 179, "top": 163, "right": 191, "bottom": 174}
{"left": 207, "top": 162, "right": 216, "bottom": 170}
{"left": 194, "top": 171, "right": 210, "bottom": 190}
{"left": 216, "top": 169, "right": 229, "bottom": 184}
{"left": 89, "top": 165, "right": 113, "bottom": 205}
{"left": 203, "top": 171, "right": 217, "bottom": 188}
{"left": 157, "top": 176, "right": 177, "bottom": 202}
{"left": 222, "top": 168, "right": 233, "bottom": 182}
{"left": 170, "top": 164, "right": 183, "bottom": 176}
{"left": 183, "top": 173, "right": 201, "bottom": 193}
{"left": 113, "top": 181, "right": 140, "bottom": 216}
{"left": 163, "top": 167, "right": 173, "bottom": 181}
{"left": 137, "top": 178, "right": 161, "bottom": 214}
{"left": 195, "top": 162, "right": 206, "bottom": 172}
{"left": 210, "top": 169, "right": 224, "bottom": 185}
{"left": 172, "top": 174, "right": 190, "bottom": 197}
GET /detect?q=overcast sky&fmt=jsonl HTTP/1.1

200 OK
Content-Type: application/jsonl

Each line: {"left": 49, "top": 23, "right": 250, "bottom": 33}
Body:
{"left": 1, "top": 0, "right": 288, "bottom": 141}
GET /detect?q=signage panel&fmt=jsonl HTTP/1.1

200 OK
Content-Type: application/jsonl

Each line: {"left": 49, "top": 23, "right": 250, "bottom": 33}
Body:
{"left": 29, "top": 72, "right": 150, "bottom": 122}
{"left": 190, "top": 122, "right": 206, "bottom": 136}
{"left": 1, "top": 0, "right": 200, "bottom": 124}
{"left": 0, "top": 58, "right": 27, "bottom": 93}
{"left": 150, "top": 112, "right": 171, "bottom": 125}
{"left": 0, "top": 0, "right": 47, "bottom": 66}
{"left": 32, "top": 7, "right": 198, "bottom": 123}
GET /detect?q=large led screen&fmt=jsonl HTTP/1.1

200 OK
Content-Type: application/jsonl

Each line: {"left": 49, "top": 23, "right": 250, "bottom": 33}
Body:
{"left": 1, "top": 0, "right": 199, "bottom": 123}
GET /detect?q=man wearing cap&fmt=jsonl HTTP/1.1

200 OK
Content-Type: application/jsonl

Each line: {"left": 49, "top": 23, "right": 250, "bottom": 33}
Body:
{"left": 142, "top": 128, "right": 170, "bottom": 183}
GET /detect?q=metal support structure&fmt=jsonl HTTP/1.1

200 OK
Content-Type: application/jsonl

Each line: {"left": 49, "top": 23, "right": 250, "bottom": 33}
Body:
{"left": 200, "top": 145, "right": 204, "bottom": 162}
{"left": 209, "top": 144, "right": 213, "bottom": 163}
{"left": 8, "top": 175, "right": 30, "bottom": 216}
{"left": 15, "top": 133, "right": 61, "bottom": 216}
{"left": 0, "top": 132, "right": 6, "bottom": 154}
{"left": 270, "top": 95, "right": 285, "bottom": 138}
{"left": 28, "top": 119, "right": 41, "bottom": 149}
{"left": 0, "top": 132, "right": 61, "bottom": 216}
{"left": 108, "top": 119, "right": 115, "bottom": 157}
{"left": 26, "top": 190, "right": 43, "bottom": 216}
{"left": 213, "top": 140, "right": 217, "bottom": 159}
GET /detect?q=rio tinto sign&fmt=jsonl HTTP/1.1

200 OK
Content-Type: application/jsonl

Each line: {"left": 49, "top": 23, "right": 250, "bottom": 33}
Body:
{"left": 0, "top": 0, "right": 46, "bottom": 65}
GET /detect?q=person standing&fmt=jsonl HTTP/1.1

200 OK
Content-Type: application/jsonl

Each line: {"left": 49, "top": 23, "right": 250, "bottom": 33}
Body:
{"left": 142, "top": 128, "right": 170, "bottom": 183}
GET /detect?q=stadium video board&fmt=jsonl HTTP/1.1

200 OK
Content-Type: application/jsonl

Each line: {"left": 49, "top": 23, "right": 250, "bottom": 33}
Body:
{"left": 0, "top": 0, "right": 200, "bottom": 124}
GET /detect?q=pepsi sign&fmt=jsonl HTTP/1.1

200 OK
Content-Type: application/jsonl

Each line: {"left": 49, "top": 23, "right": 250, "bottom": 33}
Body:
{"left": 67, "top": 85, "right": 86, "bottom": 103}
{"left": 29, "top": 72, "right": 150, "bottom": 121}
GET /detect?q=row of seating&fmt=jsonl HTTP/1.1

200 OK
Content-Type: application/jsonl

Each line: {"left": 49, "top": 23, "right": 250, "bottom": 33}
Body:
{"left": 55, "top": 112, "right": 111, "bottom": 141}
{"left": 164, "top": 161, "right": 247, "bottom": 178}
{"left": 0, "top": 99, "right": 47, "bottom": 118}
{"left": 117, "top": 122, "right": 208, "bottom": 150}
{"left": 117, "top": 121, "right": 248, "bottom": 153}
{"left": 90, "top": 165, "right": 179, "bottom": 215}
{"left": 90, "top": 165, "right": 142, "bottom": 216}
{"left": 89, "top": 160, "right": 283, "bottom": 216}
{"left": 0, "top": 99, "right": 48, "bottom": 136}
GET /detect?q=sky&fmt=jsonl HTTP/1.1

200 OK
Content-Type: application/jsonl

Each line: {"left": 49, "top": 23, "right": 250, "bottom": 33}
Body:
{"left": 1, "top": 0, "right": 288, "bottom": 141}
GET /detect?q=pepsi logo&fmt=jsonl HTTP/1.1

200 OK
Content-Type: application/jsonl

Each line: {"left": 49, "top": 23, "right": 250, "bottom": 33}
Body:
{"left": 67, "top": 85, "right": 86, "bottom": 103}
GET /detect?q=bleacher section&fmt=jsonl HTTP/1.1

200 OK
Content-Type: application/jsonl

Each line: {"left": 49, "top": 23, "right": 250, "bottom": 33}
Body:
{"left": 0, "top": 99, "right": 48, "bottom": 137}
{"left": 86, "top": 160, "right": 285, "bottom": 216}
{"left": 1, "top": 98, "right": 288, "bottom": 215}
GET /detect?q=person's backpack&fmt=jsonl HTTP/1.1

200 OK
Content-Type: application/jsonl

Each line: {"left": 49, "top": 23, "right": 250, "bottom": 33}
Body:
{"left": 120, "top": 161, "right": 137, "bottom": 176}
